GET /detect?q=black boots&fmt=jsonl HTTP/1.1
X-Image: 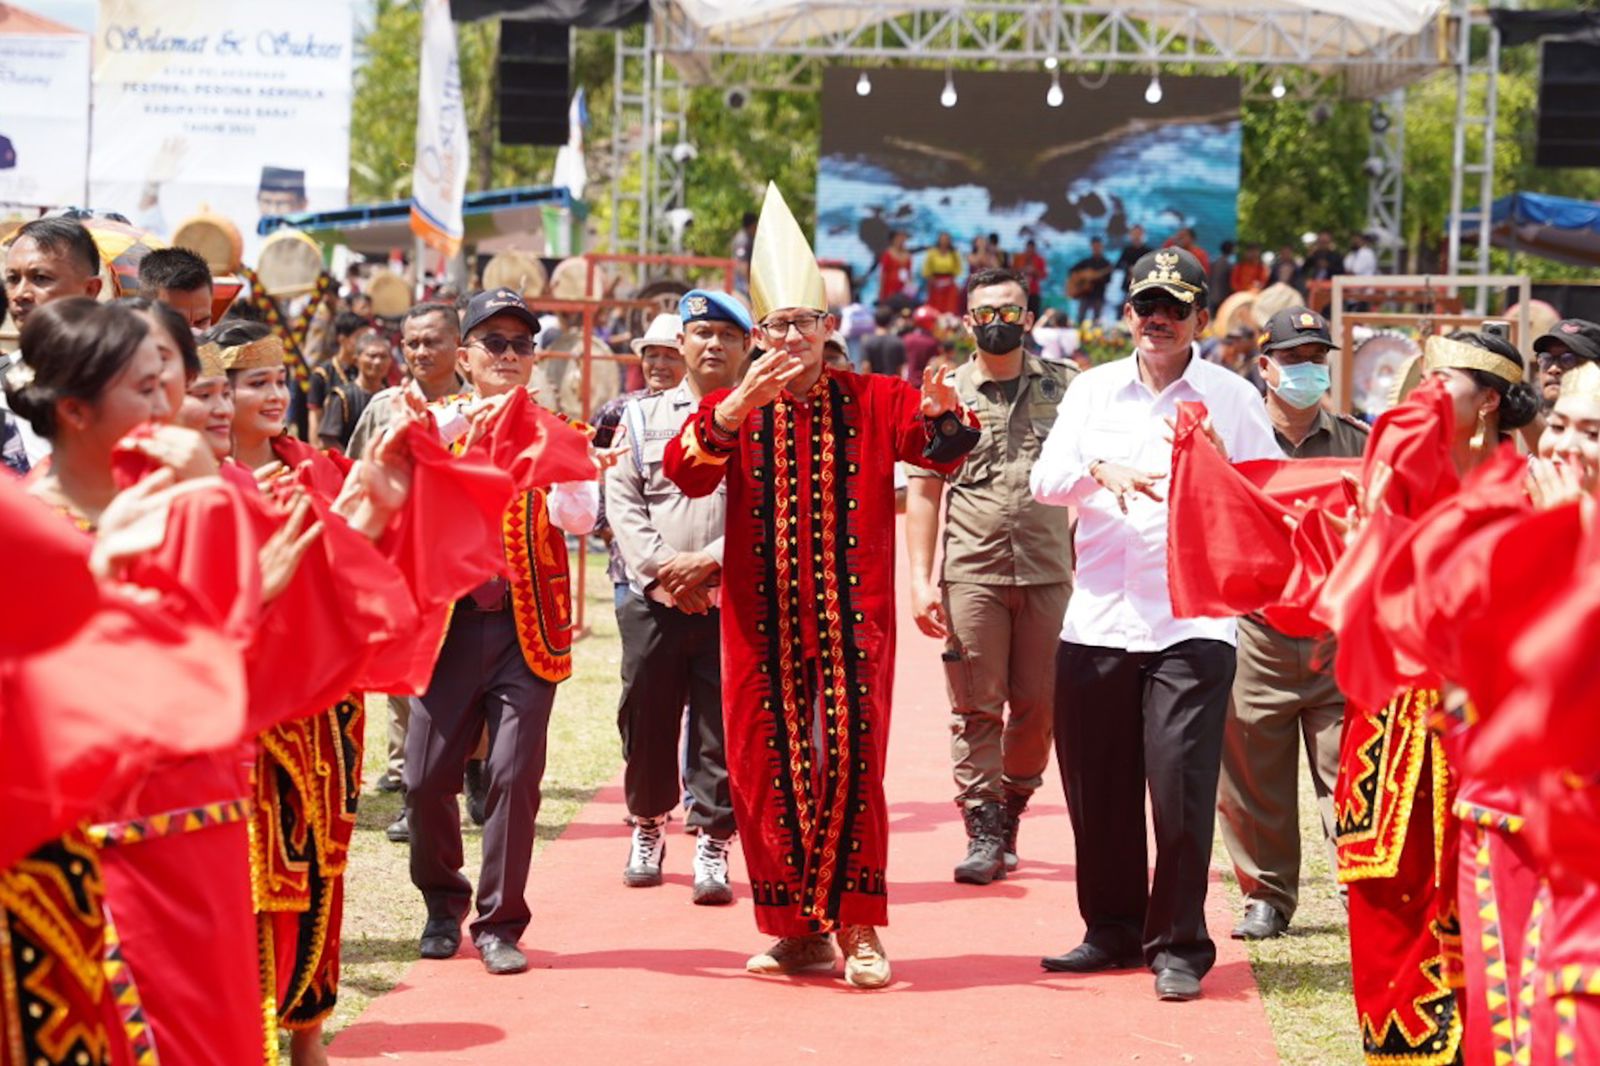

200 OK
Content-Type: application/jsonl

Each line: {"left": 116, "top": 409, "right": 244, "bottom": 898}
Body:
{"left": 1001, "top": 790, "right": 1029, "bottom": 872}
{"left": 954, "top": 803, "right": 1007, "bottom": 884}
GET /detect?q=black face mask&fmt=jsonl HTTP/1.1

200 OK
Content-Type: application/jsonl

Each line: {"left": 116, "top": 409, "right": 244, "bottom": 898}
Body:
{"left": 974, "top": 320, "right": 1025, "bottom": 354}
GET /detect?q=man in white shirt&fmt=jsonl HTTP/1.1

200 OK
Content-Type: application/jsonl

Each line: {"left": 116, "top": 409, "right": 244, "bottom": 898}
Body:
{"left": 1343, "top": 232, "right": 1379, "bottom": 277}
{"left": 1029, "top": 248, "right": 1282, "bottom": 1003}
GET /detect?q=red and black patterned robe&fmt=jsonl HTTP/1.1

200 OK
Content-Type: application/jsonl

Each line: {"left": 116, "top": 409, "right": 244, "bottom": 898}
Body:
{"left": 664, "top": 368, "right": 974, "bottom": 936}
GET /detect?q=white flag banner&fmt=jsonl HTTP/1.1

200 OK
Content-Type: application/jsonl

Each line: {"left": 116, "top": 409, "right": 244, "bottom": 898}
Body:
{"left": 410, "top": 0, "right": 468, "bottom": 254}
{"left": 551, "top": 88, "right": 588, "bottom": 200}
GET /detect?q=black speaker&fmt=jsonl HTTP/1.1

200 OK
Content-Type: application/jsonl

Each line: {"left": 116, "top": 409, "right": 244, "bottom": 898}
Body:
{"left": 1536, "top": 39, "right": 1600, "bottom": 168}
{"left": 498, "top": 20, "right": 569, "bottom": 146}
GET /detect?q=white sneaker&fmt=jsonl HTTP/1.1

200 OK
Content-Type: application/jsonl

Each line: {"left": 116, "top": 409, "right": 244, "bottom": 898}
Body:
{"left": 692, "top": 833, "right": 734, "bottom": 905}
{"left": 624, "top": 815, "right": 666, "bottom": 887}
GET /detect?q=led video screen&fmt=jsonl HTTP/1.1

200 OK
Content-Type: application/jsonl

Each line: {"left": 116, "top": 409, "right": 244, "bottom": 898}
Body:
{"left": 816, "top": 66, "right": 1242, "bottom": 314}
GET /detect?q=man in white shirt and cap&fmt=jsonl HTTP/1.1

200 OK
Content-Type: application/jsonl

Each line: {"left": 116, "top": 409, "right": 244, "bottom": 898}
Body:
{"left": 1029, "top": 247, "right": 1282, "bottom": 1003}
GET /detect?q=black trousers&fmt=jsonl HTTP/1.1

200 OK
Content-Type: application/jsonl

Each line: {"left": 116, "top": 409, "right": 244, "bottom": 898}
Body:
{"left": 1054, "top": 638, "right": 1236, "bottom": 977}
{"left": 615, "top": 593, "right": 733, "bottom": 838}
{"left": 405, "top": 608, "right": 555, "bottom": 944}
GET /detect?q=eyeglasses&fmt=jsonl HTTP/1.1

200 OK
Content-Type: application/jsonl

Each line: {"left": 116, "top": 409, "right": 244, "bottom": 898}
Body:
{"left": 969, "top": 304, "right": 1026, "bottom": 326}
{"left": 1129, "top": 295, "right": 1195, "bottom": 321}
{"left": 1539, "top": 350, "right": 1582, "bottom": 372}
{"left": 760, "top": 312, "right": 826, "bottom": 339}
{"left": 469, "top": 334, "right": 536, "bottom": 358}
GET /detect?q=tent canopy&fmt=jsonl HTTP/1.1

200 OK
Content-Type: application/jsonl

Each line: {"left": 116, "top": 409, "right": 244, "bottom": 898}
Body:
{"left": 671, "top": 0, "right": 1447, "bottom": 52}
{"left": 1459, "top": 192, "right": 1600, "bottom": 268}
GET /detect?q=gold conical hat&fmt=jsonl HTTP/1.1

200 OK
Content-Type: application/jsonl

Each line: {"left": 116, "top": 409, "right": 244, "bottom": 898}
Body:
{"left": 749, "top": 182, "right": 827, "bottom": 322}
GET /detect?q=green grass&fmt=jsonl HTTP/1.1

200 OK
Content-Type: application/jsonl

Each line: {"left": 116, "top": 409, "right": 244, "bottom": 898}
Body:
{"left": 318, "top": 550, "right": 1362, "bottom": 1063}
{"left": 1212, "top": 759, "right": 1362, "bottom": 1065}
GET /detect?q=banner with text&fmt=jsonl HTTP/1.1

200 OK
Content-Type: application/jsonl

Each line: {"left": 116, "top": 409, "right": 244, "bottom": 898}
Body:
{"left": 0, "top": 31, "right": 91, "bottom": 209}
{"left": 410, "top": 0, "right": 468, "bottom": 256}
{"left": 88, "top": 0, "right": 353, "bottom": 262}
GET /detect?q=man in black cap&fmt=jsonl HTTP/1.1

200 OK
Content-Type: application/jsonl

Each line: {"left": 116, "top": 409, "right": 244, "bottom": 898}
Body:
{"left": 1217, "top": 307, "right": 1368, "bottom": 943}
{"left": 1532, "top": 318, "right": 1600, "bottom": 413}
{"left": 1030, "top": 247, "right": 1282, "bottom": 1002}
{"left": 406, "top": 288, "right": 600, "bottom": 976}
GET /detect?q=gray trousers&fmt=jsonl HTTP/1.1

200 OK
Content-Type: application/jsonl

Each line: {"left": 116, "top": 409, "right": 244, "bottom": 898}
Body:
{"left": 615, "top": 593, "right": 733, "bottom": 838}
{"left": 405, "top": 607, "right": 554, "bottom": 945}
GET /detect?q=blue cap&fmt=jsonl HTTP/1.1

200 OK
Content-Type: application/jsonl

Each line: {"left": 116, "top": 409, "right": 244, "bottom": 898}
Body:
{"left": 678, "top": 289, "right": 752, "bottom": 332}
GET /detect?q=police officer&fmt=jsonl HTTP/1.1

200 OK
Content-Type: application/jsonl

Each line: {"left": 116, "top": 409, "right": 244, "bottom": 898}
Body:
{"left": 906, "top": 266, "right": 1076, "bottom": 884}
{"left": 606, "top": 291, "right": 749, "bottom": 904}
{"left": 1217, "top": 306, "right": 1368, "bottom": 940}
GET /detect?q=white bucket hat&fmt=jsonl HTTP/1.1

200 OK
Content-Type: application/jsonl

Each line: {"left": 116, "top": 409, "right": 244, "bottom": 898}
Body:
{"left": 630, "top": 313, "right": 684, "bottom": 355}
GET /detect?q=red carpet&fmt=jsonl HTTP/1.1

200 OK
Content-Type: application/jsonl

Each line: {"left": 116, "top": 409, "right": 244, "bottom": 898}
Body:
{"left": 331, "top": 531, "right": 1280, "bottom": 1064}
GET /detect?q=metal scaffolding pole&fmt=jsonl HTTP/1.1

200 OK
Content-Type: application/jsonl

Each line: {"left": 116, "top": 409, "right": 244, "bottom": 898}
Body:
{"left": 1365, "top": 89, "right": 1406, "bottom": 273}
{"left": 1445, "top": 4, "right": 1500, "bottom": 311}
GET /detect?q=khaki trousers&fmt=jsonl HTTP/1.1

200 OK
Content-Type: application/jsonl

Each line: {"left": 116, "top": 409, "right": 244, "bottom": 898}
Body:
{"left": 385, "top": 694, "right": 410, "bottom": 781}
{"left": 1216, "top": 616, "right": 1343, "bottom": 921}
{"left": 942, "top": 581, "right": 1071, "bottom": 807}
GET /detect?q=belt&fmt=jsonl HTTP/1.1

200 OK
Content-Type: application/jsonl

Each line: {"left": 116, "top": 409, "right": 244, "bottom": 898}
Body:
{"left": 457, "top": 591, "right": 510, "bottom": 612}
{"left": 458, "top": 577, "right": 511, "bottom": 612}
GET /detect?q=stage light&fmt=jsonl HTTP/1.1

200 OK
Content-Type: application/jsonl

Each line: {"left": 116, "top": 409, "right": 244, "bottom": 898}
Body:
{"left": 1144, "top": 75, "right": 1163, "bottom": 105}
{"left": 1046, "top": 73, "right": 1064, "bottom": 108}
{"left": 1045, "top": 56, "right": 1059, "bottom": 71}
{"left": 940, "top": 71, "right": 957, "bottom": 108}
{"left": 856, "top": 71, "right": 872, "bottom": 96}
{"left": 1270, "top": 75, "right": 1286, "bottom": 99}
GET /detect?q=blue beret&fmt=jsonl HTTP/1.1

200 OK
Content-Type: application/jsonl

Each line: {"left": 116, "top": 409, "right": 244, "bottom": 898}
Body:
{"left": 678, "top": 289, "right": 752, "bottom": 332}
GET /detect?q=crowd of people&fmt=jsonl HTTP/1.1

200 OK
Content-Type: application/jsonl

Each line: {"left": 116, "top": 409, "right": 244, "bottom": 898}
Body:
{"left": 3, "top": 187, "right": 1600, "bottom": 1066}
{"left": 846, "top": 223, "right": 1388, "bottom": 332}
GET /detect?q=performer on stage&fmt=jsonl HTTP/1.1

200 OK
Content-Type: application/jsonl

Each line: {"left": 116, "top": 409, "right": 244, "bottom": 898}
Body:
{"left": 921, "top": 231, "right": 963, "bottom": 316}
{"left": 664, "top": 183, "right": 979, "bottom": 989}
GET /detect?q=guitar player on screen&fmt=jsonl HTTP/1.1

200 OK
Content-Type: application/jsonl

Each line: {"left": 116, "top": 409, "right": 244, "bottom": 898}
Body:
{"left": 1066, "top": 237, "right": 1113, "bottom": 325}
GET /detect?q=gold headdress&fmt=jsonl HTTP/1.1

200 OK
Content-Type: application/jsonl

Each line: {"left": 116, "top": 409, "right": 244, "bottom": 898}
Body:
{"left": 196, "top": 342, "right": 226, "bottom": 379}
{"left": 1559, "top": 359, "right": 1600, "bottom": 405}
{"left": 219, "top": 335, "right": 287, "bottom": 371}
{"left": 1422, "top": 334, "right": 1523, "bottom": 385}
{"left": 749, "top": 182, "right": 827, "bottom": 322}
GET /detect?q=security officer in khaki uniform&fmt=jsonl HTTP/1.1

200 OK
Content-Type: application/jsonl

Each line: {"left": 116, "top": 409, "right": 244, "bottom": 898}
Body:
{"left": 1217, "top": 306, "right": 1368, "bottom": 940}
{"left": 606, "top": 289, "right": 750, "bottom": 905}
{"left": 907, "top": 266, "right": 1076, "bottom": 884}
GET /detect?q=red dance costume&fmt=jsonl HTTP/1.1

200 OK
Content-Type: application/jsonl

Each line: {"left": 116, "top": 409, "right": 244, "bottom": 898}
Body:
{"left": 665, "top": 369, "right": 973, "bottom": 935}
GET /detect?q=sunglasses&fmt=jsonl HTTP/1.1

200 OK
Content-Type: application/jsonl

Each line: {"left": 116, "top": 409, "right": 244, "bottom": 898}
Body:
{"left": 760, "top": 312, "right": 827, "bottom": 339}
{"left": 970, "top": 304, "right": 1026, "bottom": 326}
{"left": 470, "top": 334, "right": 536, "bottom": 358}
{"left": 1129, "top": 295, "right": 1195, "bottom": 321}
{"left": 1539, "top": 350, "right": 1583, "bottom": 372}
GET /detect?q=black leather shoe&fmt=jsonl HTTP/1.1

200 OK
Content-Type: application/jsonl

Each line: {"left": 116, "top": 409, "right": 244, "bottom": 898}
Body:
{"left": 1040, "top": 943, "right": 1143, "bottom": 973}
{"left": 1154, "top": 968, "right": 1202, "bottom": 1001}
{"left": 1230, "top": 901, "right": 1289, "bottom": 941}
{"left": 418, "top": 919, "right": 460, "bottom": 960}
{"left": 385, "top": 811, "right": 410, "bottom": 844}
{"left": 476, "top": 935, "right": 528, "bottom": 975}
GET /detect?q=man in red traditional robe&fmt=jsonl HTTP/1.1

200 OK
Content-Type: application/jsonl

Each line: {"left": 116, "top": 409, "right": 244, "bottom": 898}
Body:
{"left": 663, "top": 184, "right": 978, "bottom": 990}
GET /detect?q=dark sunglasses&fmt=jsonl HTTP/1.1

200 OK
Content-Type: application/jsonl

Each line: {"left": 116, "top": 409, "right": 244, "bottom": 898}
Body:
{"left": 1129, "top": 295, "right": 1195, "bottom": 321}
{"left": 1539, "top": 350, "right": 1583, "bottom": 372}
{"left": 470, "top": 334, "right": 536, "bottom": 358}
{"left": 970, "top": 304, "right": 1026, "bottom": 326}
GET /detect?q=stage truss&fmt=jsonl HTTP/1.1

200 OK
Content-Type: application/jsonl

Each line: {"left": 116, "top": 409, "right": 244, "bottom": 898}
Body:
{"left": 612, "top": 0, "right": 1497, "bottom": 303}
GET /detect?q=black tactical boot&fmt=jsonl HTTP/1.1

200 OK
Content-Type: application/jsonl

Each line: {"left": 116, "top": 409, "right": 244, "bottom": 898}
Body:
{"left": 954, "top": 803, "right": 1007, "bottom": 884}
{"left": 1001, "top": 790, "right": 1030, "bottom": 872}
